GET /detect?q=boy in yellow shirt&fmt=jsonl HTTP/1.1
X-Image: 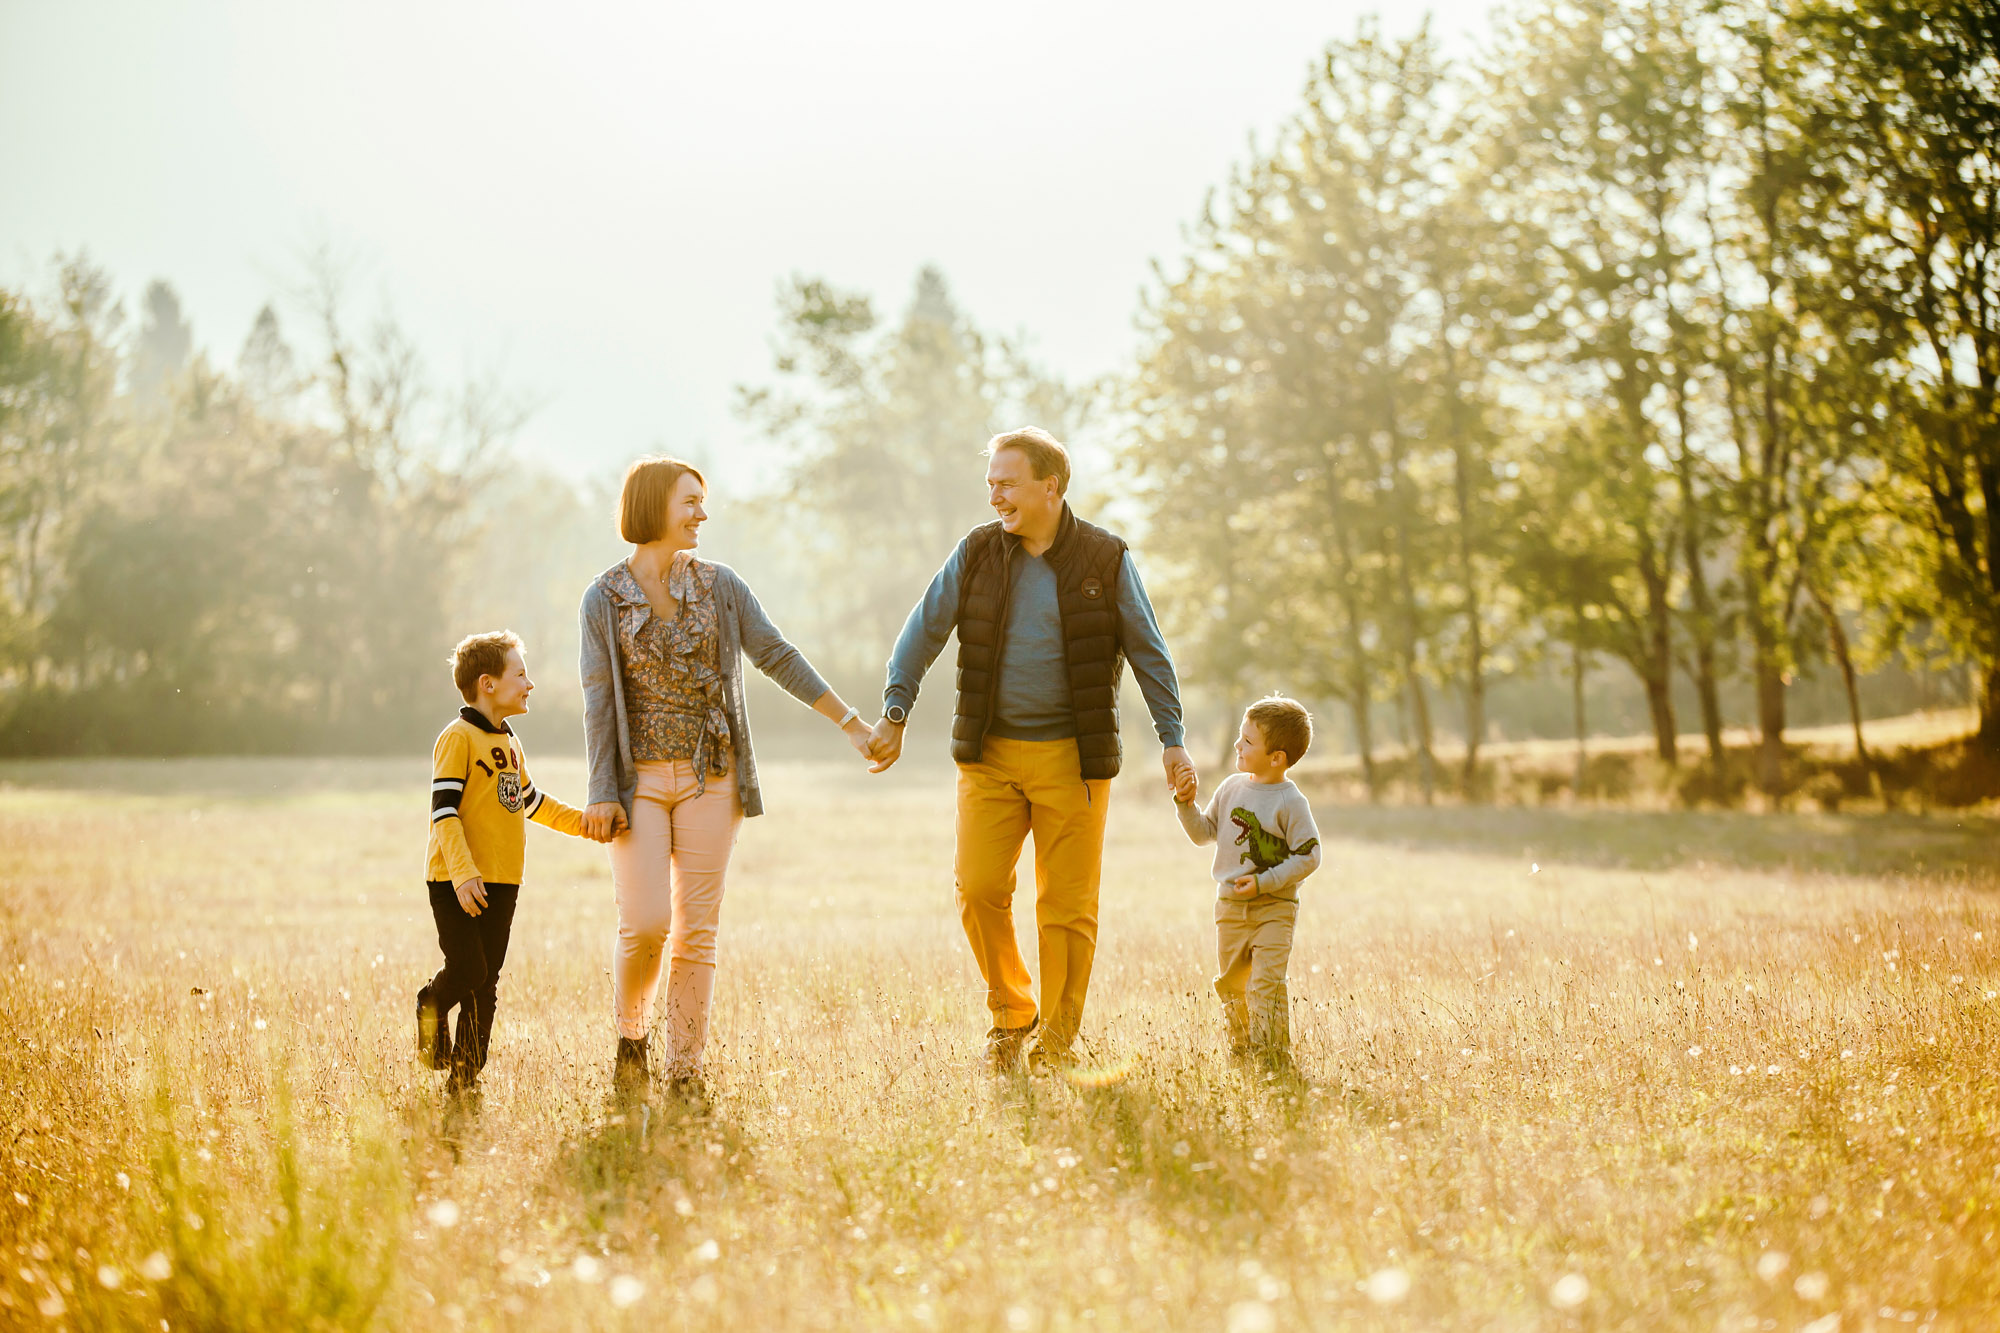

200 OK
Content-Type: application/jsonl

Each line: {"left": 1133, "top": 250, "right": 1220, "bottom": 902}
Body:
{"left": 420, "top": 631, "right": 597, "bottom": 1094}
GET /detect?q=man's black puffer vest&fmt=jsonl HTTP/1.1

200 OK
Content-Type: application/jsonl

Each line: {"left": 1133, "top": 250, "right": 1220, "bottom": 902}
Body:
{"left": 951, "top": 503, "right": 1129, "bottom": 779}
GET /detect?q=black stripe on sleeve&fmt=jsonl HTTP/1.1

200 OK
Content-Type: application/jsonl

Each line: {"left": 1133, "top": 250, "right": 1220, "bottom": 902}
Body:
{"left": 431, "top": 786, "right": 464, "bottom": 820}
{"left": 524, "top": 787, "right": 545, "bottom": 818}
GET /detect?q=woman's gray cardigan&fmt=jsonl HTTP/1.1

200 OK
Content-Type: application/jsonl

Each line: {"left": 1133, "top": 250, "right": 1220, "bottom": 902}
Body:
{"left": 580, "top": 560, "right": 831, "bottom": 820}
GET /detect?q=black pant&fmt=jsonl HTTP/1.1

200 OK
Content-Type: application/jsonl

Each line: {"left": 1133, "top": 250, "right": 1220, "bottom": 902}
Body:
{"left": 426, "top": 880, "right": 520, "bottom": 1081}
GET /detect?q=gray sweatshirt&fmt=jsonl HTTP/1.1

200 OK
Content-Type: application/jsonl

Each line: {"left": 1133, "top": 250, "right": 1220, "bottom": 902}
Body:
{"left": 1176, "top": 773, "right": 1323, "bottom": 902}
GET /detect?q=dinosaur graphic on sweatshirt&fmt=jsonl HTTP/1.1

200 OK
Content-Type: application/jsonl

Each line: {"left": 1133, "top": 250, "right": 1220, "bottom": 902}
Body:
{"left": 1230, "top": 808, "right": 1320, "bottom": 873}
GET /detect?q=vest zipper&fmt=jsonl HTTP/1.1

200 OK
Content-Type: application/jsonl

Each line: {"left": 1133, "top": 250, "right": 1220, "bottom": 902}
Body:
{"left": 979, "top": 536, "right": 1014, "bottom": 749}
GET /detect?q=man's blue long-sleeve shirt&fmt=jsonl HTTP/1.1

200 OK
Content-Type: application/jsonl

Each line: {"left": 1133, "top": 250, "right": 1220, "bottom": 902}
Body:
{"left": 883, "top": 536, "right": 1186, "bottom": 750}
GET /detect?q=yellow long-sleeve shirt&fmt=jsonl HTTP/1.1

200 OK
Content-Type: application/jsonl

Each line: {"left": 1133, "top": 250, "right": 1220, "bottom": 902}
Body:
{"left": 425, "top": 706, "right": 586, "bottom": 885}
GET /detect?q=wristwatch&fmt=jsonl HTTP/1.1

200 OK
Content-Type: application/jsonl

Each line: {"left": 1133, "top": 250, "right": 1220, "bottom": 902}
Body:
{"left": 885, "top": 704, "right": 907, "bottom": 726}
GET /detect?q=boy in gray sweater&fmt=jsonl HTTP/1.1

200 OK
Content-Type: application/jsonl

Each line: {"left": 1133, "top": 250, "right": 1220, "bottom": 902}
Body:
{"left": 1175, "top": 697, "right": 1323, "bottom": 1061}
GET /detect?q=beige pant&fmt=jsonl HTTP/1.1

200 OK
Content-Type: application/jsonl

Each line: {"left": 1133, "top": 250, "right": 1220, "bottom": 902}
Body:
{"left": 1214, "top": 896, "right": 1298, "bottom": 1054}
{"left": 608, "top": 759, "right": 743, "bottom": 1072}
{"left": 954, "top": 736, "right": 1112, "bottom": 1054}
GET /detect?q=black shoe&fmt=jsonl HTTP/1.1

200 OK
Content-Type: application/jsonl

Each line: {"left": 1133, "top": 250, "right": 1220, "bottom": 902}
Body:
{"left": 982, "top": 1017, "right": 1038, "bottom": 1076}
{"left": 615, "top": 1036, "right": 649, "bottom": 1089}
{"left": 444, "top": 1073, "right": 482, "bottom": 1120}
{"left": 417, "top": 985, "right": 448, "bottom": 1070}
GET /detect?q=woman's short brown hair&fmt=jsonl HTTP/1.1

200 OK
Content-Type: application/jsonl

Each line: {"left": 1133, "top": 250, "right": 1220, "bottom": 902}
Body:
{"left": 451, "top": 630, "right": 523, "bottom": 703}
{"left": 619, "top": 456, "right": 707, "bottom": 544}
{"left": 1246, "top": 696, "right": 1313, "bottom": 767}
{"left": 985, "top": 427, "right": 1070, "bottom": 496}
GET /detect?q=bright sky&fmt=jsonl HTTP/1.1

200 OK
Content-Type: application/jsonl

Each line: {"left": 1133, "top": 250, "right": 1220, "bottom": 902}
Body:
{"left": 0, "top": 0, "right": 1492, "bottom": 483}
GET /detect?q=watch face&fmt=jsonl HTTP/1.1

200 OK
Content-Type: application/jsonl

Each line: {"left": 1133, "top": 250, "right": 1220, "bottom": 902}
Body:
{"left": 887, "top": 706, "right": 907, "bottom": 724}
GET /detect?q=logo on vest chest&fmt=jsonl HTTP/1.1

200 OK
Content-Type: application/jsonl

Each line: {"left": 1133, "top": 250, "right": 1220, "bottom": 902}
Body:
{"left": 1081, "top": 576, "right": 1105, "bottom": 601}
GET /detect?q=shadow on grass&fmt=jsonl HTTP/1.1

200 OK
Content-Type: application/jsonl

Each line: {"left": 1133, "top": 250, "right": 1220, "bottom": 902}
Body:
{"left": 548, "top": 1086, "right": 757, "bottom": 1235}
{"left": 1322, "top": 803, "right": 2000, "bottom": 881}
{"left": 1034, "top": 1057, "right": 1318, "bottom": 1231}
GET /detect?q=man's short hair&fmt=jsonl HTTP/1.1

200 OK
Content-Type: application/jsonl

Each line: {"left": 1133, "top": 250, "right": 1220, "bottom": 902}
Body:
{"left": 985, "top": 427, "right": 1071, "bottom": 496}
{"left": 1246, "top": 696, "right": 1313, "bottom": 767}
{"left": 619, "top": 456, "right": 707, "bottom": 544}
{"left": 452, "top": 630, "right": 523, "bottom": 703}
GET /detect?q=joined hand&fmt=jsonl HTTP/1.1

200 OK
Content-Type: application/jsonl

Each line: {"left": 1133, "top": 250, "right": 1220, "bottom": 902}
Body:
{"left": 1163, "top": 745, "right": 1197, "bottom": 803}
{"left": 582, "top": 801, "right": 628, "bottom": 842}
{"left": 842, "top": 715, "right": 878, "bottom": 762}
{"left": 864, "top": 717, "right": 904, "bottom": 773}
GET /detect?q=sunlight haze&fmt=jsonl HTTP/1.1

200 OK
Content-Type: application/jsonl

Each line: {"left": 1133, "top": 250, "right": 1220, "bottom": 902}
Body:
{"left": 0, "top": 0, "right": 1489, "bottom": 480}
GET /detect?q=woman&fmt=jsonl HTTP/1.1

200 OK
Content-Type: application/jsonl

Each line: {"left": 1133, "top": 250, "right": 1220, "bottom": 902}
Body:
{"left": 580, "top": 456, "right": 873, "bottom": 1095}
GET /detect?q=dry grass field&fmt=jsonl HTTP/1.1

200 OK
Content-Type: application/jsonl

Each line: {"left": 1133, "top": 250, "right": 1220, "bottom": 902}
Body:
{"left": 6, "top": 754, "right": 2000, "bottom": 1331}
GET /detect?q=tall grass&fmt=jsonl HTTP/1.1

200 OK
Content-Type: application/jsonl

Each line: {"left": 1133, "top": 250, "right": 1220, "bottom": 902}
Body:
{"left": 4, "top": 756, "right": 2000, "bottom": 1329}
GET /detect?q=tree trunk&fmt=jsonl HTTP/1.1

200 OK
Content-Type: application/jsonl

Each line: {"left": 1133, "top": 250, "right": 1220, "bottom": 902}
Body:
{"left": 1643, "top": 666, "right": 1678, "bottom": 766}
{"left": 1637, "top": 539, "right": 1679, "bottom": 763}
{"left": 1452, "top": 436, "right": 1486, "bottom": 797}
{"left": 1979, "top": 663, "right": 2000, "bottom": 758}
{"left": 1329, "top": 561, "right": 1377, "bottom": 799}
{"left": 1747, "top": 47, "right": 1792, "bottom": 798}
{"left": 1663, "top": 216, "right": 1724, "bottom": 765}
{"left": 1381, "top": 390, "right": 1435, "bottom": 803}
{"left": 1677, "top": 472, "right": 1725, "bottom": 763}
{"left": 1348, "top": 689, "right": 1378, "bottom": 804}
{"left": 1572, "top": 631, "right": 1589, "bottom": 798}
{"left": 1404, "top": 653, "right": 1436, "bottom": 805}
{"left": 1750, "top": 614, "right": 1787, "bottom": 795}
{"left": 1744, "top": 526, "right": 1788, "bottom": 794}
{"left": 1325, "top": 452, "right": 1378, "bottom": 800}
{"left": 1809, "top": 580, "right": 1869, "bottom": 766}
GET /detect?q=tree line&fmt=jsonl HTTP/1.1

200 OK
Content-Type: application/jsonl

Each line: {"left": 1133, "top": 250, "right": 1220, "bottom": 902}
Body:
{"left": 2, "top": 0, "right": 1992, "bottom": 791}
{"left": 1124, "top": 0, "right": 1997, "bottom": 800}
{"left": 0, "top": 258, "right": 523, "bottom": 752}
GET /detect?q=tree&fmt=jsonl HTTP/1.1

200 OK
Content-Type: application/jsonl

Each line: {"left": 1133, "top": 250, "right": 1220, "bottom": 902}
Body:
{"left": 737, "top": 266, "right": 1083, "bottom": 679}
{"left": 1488, "top": 0, "right": 1748, "bottom": 766}
{"left": 130, "top": 279, "right": 193, "bottom": 411}
{"left": 1811, "top": 0, "right": 2000, "bottom": 753}
{"left": 0, "top": 256, "right": 521, "bottom": 754}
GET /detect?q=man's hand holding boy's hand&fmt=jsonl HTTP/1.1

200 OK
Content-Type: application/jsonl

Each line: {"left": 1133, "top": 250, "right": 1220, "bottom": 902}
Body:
{"left": 1163, "top": 746, "right": 1197, "bottom": 803}
{"left": 582, "top": 802, "right": 627, "bottom": 842}
{"left": 1229, "top": 874, "right": 1258, "bottom": 899}
{"left": 454, "top": 875, "right": 489, "bottom": 916}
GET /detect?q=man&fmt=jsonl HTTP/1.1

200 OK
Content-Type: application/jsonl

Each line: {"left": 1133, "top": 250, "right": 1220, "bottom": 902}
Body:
{"left": 867, "top": 427, "right": 1195, "bottom": 1074}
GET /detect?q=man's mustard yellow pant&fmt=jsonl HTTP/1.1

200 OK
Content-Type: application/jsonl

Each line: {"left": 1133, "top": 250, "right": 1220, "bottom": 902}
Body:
{"left": 954, "top": 736, "right": 1112, "bottom": 1054}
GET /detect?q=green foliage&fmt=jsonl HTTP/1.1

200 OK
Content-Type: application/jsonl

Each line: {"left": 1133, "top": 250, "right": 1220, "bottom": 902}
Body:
{"left": 1129, "top": 21, "right": 1525, "bottom": 795}
{"left": 737, "top": 266, "right": 1086, "bottom": 681}
{"left": 0, "top": 259, "right": 522, "bottom": 753}
{"left": 1128, "top": 0, "right": 1994, "bottom": 791}
{"left": 1804, "top": 0, "right": 2000, "bottom": 738}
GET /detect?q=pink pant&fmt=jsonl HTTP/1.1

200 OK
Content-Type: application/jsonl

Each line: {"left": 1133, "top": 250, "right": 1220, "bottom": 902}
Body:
{"left": 608, "top": 759, "right": 743, "bottom": 1072}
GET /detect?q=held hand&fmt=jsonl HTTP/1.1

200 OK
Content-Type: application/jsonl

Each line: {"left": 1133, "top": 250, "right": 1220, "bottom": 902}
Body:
{"left": 865, "top": 718, "right": 904, "bottom": 773}
{"left": 454, "top": 875, "right": 488, "bottom": 916}
{"left": 1163, "top": 746, "right": 1197, "bottom": 803}
{"left": 842, "top": 716, "right": 877, "bottom": 761}
{"left": 1230, "top": 875, "right": 1258, "bottom": 899}
{"left": 583, "top": 802, "right": 627, "bottom": 843}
